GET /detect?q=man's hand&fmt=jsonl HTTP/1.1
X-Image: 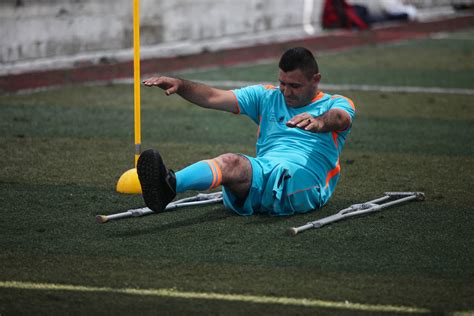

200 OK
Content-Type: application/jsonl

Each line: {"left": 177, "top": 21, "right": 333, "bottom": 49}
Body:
{"left": 286, "top": 112, "right": 324, "bottom": 132}
{"left": 143, "top": 76, "right": 181, "bottom": 95}
{"left": 287, "top": 109, "right": 350, "bottom": 133}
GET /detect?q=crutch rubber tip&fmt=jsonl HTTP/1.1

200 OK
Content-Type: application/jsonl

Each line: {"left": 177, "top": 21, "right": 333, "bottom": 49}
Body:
{"left": 96, "top": 215, "right": 108, "bottom": 224}
{"left": 415, "top": 192, "right": 425, "bottom": 201}
{"left": 286, "top": 227, "right": 298, "bottom": 236}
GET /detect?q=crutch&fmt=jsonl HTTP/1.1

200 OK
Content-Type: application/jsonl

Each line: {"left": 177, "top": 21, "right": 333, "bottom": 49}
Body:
{"left": 96, "top": 191, "right": 223, "bottom": 223}
{"left": 287, "top": 192, "right": 425, "bottom": 236}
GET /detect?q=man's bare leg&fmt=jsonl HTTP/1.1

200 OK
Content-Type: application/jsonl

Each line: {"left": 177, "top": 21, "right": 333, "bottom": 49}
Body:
{"left": 138, "top": 150, "right": 252, "bottom": 211}
{"left": 214, "top": 153, "right": 252, "bottom": 200}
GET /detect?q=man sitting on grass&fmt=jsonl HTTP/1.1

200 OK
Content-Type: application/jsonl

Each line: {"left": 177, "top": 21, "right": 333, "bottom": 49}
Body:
{"left": 138, "top": 47, "right": 356, "bottom": 216}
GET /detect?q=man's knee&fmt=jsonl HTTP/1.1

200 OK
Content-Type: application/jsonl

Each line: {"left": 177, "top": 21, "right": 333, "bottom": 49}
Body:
{"left": 216, "top": 153, "right": 242, "bottom": 169}
{"left": 214, "top": 153, "right": 251, "bottom": 184}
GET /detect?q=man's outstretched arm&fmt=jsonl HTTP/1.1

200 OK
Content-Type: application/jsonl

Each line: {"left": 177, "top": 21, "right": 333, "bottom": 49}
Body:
{"left": 143, "top": 76, "right": 238, "bottom": 113}
{"left": 286, "top": 109, "right": 351, "bottom": 133}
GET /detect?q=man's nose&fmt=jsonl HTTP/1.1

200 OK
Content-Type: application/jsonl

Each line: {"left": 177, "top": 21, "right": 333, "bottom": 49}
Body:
{"left": 282, "top": 86, "right": 292, "bottom": 96}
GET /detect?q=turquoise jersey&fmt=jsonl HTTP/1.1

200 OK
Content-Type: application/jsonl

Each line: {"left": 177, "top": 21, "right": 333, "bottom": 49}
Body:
{"left": 232, "top": 85, "right": 356, "bottom": 204}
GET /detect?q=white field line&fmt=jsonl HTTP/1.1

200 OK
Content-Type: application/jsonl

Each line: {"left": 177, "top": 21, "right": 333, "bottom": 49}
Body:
{"left": 0, "top": 280, "right": 430, "bottom": 314}
{"left": 9, "top": 78, "right": 474, "bottom": 96}
{"left": 194, "top": 80, "right": 474, "bottom": 95}
{"left": 430, "top": 31, "right": 474, "bottom": 40}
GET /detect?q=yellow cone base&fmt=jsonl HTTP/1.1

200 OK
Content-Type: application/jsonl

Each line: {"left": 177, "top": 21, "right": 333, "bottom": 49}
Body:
{"left": 116, "top": 168, "right": 142, "bottom": 194}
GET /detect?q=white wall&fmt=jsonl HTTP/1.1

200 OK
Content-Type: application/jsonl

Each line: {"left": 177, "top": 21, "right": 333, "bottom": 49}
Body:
{"left": 0, "top": 0, "right": 130, "bottom": 63}
{"left": 1, "top": 0, "right": 465, "bottom": 75}
{"left": 0, "top": 0, "right": 324, "bottom": 70}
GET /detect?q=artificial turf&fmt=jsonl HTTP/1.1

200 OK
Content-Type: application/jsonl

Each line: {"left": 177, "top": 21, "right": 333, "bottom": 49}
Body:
{"left": 183, "top": 30, "right": 474, "bottom": 89}
{"left": 0, "top": 30, "right": 473, "bottom": 315}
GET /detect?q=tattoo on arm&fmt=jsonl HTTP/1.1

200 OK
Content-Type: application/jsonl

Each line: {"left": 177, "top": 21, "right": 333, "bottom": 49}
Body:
{"left": 315, "top": 109, "right": 350, "bottom": 132}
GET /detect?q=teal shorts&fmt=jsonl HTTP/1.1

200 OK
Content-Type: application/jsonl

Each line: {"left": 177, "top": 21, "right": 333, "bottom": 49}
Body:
{"left": 222, "top": 155, "right": 325, "bottom": 216}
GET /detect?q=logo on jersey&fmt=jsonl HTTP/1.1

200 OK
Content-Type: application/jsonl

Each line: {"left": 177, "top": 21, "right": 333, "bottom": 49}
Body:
{"left": 269, "top": 111, "right": 286, "bottom": 124}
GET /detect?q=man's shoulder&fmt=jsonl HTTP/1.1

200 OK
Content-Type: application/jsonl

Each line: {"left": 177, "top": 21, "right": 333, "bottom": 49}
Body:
{"left": 325, "top": 93, "right": 356, "bottom": 111}
{"left": 237, "top": 84, "right": 278, "bottom": 96}
{"left": 247, "top": 84, "right": 280, "bottom": 93}
{"left": 261, "top": 84, "right": 278, "bottom": 91}
{"left": 243, "top": 84, "right": 281, "bottom": 102}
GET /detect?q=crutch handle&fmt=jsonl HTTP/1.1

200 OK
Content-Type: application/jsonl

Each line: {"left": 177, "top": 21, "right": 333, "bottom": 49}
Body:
{"left": 384, "top": 192, "right": 425, "bottom": 201}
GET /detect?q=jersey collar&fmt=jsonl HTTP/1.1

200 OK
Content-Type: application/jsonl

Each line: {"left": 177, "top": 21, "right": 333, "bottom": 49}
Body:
{"left": 311, "top": 91, "right": 325, "bottom": 103}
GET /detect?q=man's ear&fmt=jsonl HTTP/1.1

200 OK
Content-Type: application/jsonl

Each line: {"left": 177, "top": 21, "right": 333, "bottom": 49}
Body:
{"left": 313, "top": 73, "right": 321, "bottom": 84}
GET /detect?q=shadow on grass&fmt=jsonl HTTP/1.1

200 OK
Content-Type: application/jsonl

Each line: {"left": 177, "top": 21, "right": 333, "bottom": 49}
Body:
{"left": 109, "top": 208, "right": 233, "bottom": 238}
{"left": 243, "top": 213, "right": 292, "bottom": 225}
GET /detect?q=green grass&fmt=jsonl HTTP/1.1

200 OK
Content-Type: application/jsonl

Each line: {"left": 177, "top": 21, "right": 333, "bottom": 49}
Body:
{"left": 183, "top": 30, "right": 474, "bottom": 89}
{"left": 1, "top": 30, "right": 473, "bottom": 315}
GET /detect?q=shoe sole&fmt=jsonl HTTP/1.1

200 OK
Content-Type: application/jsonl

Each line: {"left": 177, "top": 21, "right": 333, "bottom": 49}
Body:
{"left": 137, "top": 149, "right": 168, "bottom": 212}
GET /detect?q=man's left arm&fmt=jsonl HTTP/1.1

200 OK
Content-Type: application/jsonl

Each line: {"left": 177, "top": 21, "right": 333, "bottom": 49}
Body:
{"left": 286, "top": 108, "right": 351, "bottom": 133}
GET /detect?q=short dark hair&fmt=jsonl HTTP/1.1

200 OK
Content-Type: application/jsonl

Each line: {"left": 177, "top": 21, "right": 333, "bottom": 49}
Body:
{"left": 278, "top": 47, "right": 319, "bottom": 78}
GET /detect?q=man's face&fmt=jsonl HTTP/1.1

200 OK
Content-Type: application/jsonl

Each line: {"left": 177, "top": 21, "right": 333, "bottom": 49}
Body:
{"left": 278, "top": 69, "right": 320, "bottom": 108}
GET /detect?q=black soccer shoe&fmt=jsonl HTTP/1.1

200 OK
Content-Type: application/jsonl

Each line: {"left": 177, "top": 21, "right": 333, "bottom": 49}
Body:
{"left": 137, "top": 149, "right": 177, "bottom": 212}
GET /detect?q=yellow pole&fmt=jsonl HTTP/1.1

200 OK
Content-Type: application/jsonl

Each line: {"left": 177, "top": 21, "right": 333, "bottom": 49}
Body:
{"left": 116, "top": 0, "right": 142, "bottom": 194}
{"left": 133, "top": 0, "right": 141, "bottom": 167}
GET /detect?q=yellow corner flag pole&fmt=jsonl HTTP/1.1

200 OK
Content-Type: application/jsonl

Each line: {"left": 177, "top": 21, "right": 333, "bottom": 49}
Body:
{"left": 133, "top": 0, "right": 141, "bottom": 168}
{"left": 116, "top": 0, "right": 142, "bottom": 194}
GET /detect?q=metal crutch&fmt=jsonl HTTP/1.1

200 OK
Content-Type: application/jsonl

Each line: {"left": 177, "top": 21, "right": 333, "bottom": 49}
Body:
{"left": 287, "top": 192, "right": 425, "bottom": 236}
{"left": 96, "top": 191, "right": 223, "bottom": 223}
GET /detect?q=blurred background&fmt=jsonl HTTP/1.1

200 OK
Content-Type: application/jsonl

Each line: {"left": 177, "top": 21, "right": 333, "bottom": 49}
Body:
{"left": 1, "top": 0, "right": 473, "bottom": 83}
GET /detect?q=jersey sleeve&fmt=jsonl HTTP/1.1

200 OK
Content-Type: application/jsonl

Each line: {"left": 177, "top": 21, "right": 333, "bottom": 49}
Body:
{"left": 231, "top": 85, "right": 265, "bottom": 124}
{"left": 330, "top": 95, "right": 356, "bottom": 125}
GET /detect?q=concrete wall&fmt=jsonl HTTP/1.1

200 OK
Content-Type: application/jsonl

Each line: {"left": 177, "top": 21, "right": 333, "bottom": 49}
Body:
{"left": 0, "top": 0, "right": 324, "bottom": 70}
{"left": 0, "top": 0, "right": 130, "bottom": 63}
{"left": 1, "top": 0, "right": 467, "bottom": 75}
